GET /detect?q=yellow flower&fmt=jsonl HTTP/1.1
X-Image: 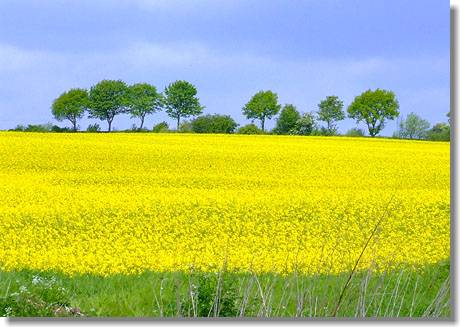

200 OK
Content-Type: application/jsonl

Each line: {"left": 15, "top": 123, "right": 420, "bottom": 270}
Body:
{"left": 0, "top": 132, "right": 450, "bottom": 276}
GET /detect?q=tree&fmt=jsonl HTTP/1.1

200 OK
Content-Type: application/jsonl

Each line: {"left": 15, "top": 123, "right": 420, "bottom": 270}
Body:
{"left": 347, "top": 89, "right": 400, "bottom": 137}
{"left": 273, "top": 104, "right": 301, "bottom": 135}
{"left": 242, "top": 90, "right": 281, "bottom": 132}
{"left": 51, "top": 88, "right": 88, "bottom": 131}
{"left": 237, "top": 123, "right": 263, "bottom": 135}
{"left": 163, "top": 80, "right": 204, "bottom": 130}
{"left": 427, "top": 123, "right": 450, "bottom": 141}
{"left": 395, "top": 112, "right": 430, "bottom": 139}
{"left": 317, "top": 95, "right": 345, "bottom": 135}
{"left": 88, "top": 80, "right": 129, "bottom": 132}
{"left": 126, "top": 83, "right": 162, "bottom": 129}
{"left": 191, "top": 114, "right": 238, "bottom": 134}
{"left": 293, "top": 112, "right": 316, "bottom": 135}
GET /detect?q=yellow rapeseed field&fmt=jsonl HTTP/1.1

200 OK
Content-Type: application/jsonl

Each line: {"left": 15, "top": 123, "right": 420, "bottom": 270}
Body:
{"left": 0, "top": 132, "right": 450, "bottom": 276}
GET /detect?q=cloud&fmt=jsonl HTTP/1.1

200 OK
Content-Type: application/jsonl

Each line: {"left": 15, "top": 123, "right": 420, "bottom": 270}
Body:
{"left": 0, "top": 40, "right": 447, "bottom": 79}
{"left": 0, "top": 41, "right": 449, "bottom": 132}
{"left": 0, "top": 44, "right": 47, "bottom": 72}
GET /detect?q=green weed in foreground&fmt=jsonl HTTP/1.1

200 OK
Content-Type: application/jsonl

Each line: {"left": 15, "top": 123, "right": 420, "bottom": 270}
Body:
{"left": 0, "top": 260, "right": 450, "bottom": 318}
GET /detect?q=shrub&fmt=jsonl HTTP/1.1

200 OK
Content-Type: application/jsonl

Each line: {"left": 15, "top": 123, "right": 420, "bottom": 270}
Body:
{"left": 51, "top": 125, "right": 73, "bottom": 133}
{"left": 345, "top": 128, "right": 366, "bottom": 137}
{"left": 197, "top": 274, "right": 239, "bottom": 317}
{"left": 273, "top": 104, "right": 301, "bottom": 135}
{"left": 179, "top": 120, "right": 193, "bottom": 133}
{"left": 310, "top": 128, "right": 325, "bottom": 136}
{"left": 86, "top": 123, "right": 101, "bottom": 132}
{"left": 291, "top": 113, "right": 316, "bottom": 135}
{"left": 10, "top": 124, "right": 58, "bottom": 132}
{"left": 0, "top": 274, "right": 83, "bottom": 317}
{"left": 10, "top": 125, "right": 26, "bottom": 131}
{"left": 181, "top": 273, "right": 239, "bottom": 317}
{"left": 237, "top": 124, "right": 263, "bottom": 135}
{"left": 191, "top": 114, "right": 238, "bottom": 134}
{"left": 152, "top": 121, "right": 169, "bottom": 133}
{"left": 427, "top": 123, "right": 450, "bottom": 141}
{"left": 121, "top": 124, "right": 150, "bottom": 133}
{"left": 12, "top": 123, "right": 54, "bottom": 132}
{"left": 310, "top": 126, "right": 337, "bottom": 136}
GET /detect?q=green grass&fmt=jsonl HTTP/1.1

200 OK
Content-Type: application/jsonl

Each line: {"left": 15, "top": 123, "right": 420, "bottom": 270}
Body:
{"left": 0, "top": 260, "right": 450, "bottom": 318}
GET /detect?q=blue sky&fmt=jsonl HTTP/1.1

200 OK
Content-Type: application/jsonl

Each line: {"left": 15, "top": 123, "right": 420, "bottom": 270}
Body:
{"left": 0, "top": 0, "right": 449, "bottom": 134}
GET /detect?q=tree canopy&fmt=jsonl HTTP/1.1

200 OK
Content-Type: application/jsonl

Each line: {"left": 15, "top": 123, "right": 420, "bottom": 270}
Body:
{"left": 88, "top": 80, "right": 129, "bottom": 132}
{"left": 191, "top": 114, "right": 238, "bottom": 134}
{"left": 293, "top": 112, "right": 316, "bottom": 135}
{"left": 163, "top": 80, "right": 204, "bottom": 130}
{"left": 237, "top": 123, "right": 263, "bottom": 135}
{"left": 126, "top": 83, "right": 162, "bottom": 130}
{"left": 317, "top": 96, "right": 345, "bottom": 135}
{"left": 274, "top": 104, "right": 301, "bottom": 135}
{"left": 242, "top": 91, "right": 281, "bottom": 132}
{"left": 347, "top": 89, "right": 399, "bottom": 137}
{"left": 46, "top": 79, "right": 447, "bottom": 142}
{"left": 395, "top": 112, "right": 430, "bottom": 139}
{"left": 427, "top": 122, "right": 450, "bottom": 141}
{"left": 51, "top": 88, "right": 89, "bottom": 131}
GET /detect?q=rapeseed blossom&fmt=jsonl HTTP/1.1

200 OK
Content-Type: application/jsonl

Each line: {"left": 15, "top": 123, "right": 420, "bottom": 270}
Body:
{"left": 0, "top": 133, "right": 450, "bottom": 275}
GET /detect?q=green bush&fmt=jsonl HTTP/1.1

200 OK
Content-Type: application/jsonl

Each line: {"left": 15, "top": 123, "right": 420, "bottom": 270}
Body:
{"left": 291, "top": 113, "right": 316, "bottom": 136}
{"left": 10, "top": 123, "right": 54, "bottom": 132}
{"left": 308, "top": 126, "right": 336, "bottom": 136}
{"left": 191, "top": 114, "right": 238, "bottom": 134}
{"left": 181, "top": 273, "right": 239, "bottom": 317}
{"left": 10, "top": 125, "right": 26, "bottom": 131}
{"left": 10, "top": 124, "right": 74, "bottom": 133}
{"left": 152, "top": 121, "right": 169, "bottom": 133}
{"left": 427, "top": 123, "right": 450, "bottom": 141}
{"left": 27, "top": 123, "right": 53, "bottom": 132}
{"left": 51, "top": 125, "right": 73, "bottom": 133}
{"left": 197, "top": 273, "right": 239, "bottom": 317}
{"left": 345, "top": 127, "right": 366, "bottom": 137}
{"left": 179, "top": 121, "right": 193, "bottom": 133}
{"left": 273, "top": 104, "right": 300, "bottom": 135}
{"left": 0, "top": 274, "right": 83, "bottom": 317}
{"left": 120, "top": 124, "right": 150, "bottom": 133}
{"left": 86, "top": 123, "right": 101, "bottom": 132}
{"left": 237, "top": 124, "right": 263, "bottom": 135}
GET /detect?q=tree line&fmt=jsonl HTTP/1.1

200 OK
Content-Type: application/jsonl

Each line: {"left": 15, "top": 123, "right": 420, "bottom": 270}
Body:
{"left": 50, "top": 79, "right": 202, "bottom": 132}
{"left": 11, "top": 79, "right": 450, "bottom": 141}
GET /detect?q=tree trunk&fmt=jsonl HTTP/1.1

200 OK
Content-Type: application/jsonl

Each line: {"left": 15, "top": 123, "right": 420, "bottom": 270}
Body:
{"left": 72, "top": 120, "right": 77, "bottom": 132}
{"left": 140, "top": 116, "right": 145, "bottom": 130}
{"left": 367, "top": 122, "right": 375, "bottom": 137}
{"left": 108, "top": 119, "right": 112, "bottom": 132}
{"left": 177, "top": 116, "right": 180, "bottom": 131}
{"left": 261, "top": 117, "right": 265, "bottom": 132}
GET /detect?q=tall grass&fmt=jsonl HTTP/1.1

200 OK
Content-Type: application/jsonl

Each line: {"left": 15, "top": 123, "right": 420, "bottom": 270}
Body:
{"left": 0, "top": 260, "right": 450, "bottom": 318}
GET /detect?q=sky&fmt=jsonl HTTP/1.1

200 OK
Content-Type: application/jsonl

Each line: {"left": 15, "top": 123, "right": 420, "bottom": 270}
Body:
{"left": 0, "top": 0, "right": 450, "bottom": 134}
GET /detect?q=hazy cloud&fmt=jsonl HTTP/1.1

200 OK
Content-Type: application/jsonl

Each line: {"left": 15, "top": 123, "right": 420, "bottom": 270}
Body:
{"left": 0, "top": 41, "right": 449, "bottom": 132}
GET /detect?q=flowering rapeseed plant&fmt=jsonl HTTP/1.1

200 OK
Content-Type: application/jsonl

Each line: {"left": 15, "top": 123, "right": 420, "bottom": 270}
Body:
{"left": 0, "top": 133, "right": 450, "bottom": 276}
